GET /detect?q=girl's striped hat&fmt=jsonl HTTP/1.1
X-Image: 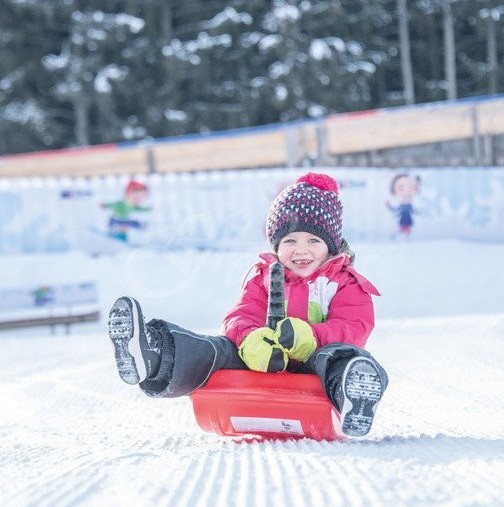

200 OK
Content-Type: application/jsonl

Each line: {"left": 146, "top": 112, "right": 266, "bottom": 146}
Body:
{"left": 266, "top": 172, "right": 343, "bottom": 255}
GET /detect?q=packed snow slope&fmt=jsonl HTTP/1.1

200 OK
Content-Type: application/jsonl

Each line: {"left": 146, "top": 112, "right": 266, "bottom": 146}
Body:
{"left": 1, "top": 240, "right": 504, "bottom": 507}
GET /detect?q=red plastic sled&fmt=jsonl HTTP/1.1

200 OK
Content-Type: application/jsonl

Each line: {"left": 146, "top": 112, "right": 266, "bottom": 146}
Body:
{"left": 190, "top": 370, "right": 344, "bottom": 441}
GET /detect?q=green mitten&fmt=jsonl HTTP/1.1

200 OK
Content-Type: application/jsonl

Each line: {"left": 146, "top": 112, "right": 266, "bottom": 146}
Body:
{"left": 238, "top": 327, "right": 288, "bottom": 373}
{"left": 273, "top": 318, "right": 317, "bottom": 362}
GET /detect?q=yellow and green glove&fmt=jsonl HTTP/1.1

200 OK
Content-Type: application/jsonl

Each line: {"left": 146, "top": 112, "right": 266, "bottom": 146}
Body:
{"left": 238, "top": 327, "right": 289, "bottom": 373}
{"left": 272, "top": 317, "right": 317, "bottom": 362}
{"left": 238, "top": 319, "right": 317, "bottom": 372}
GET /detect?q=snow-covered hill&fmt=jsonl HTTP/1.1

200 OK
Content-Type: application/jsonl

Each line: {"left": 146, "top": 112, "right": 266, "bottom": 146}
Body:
{"left": 1, "top": 240, "right": 504, "bottom": 506}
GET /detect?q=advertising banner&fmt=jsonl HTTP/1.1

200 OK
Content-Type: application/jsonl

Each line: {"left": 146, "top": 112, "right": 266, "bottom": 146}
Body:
{"left": 1, "top": 167, "right": 503, "bottom": 255}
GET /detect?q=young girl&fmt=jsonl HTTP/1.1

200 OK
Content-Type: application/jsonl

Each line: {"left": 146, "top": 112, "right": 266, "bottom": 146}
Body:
{"left": 108, "top": 172, "right": 388, "bottom": 437}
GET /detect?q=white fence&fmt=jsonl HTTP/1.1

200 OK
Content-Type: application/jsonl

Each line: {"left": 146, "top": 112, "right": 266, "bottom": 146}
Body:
{"left": 1, "top": 167, "right": 503, "bottom": 255}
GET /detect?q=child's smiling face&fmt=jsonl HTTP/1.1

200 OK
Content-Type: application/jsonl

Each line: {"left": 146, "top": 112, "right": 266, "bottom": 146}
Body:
{"left": 277, "top": 231, "right": 330, "bottom": 277}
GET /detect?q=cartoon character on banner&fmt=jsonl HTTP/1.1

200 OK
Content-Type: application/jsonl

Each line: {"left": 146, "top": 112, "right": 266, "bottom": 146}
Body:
{"left": 101, "top": 180, "right": 151, "bottom": 242}
{"left": 32, "top": 286, "right": 55, "bottom": 306}
{"left": 386, "top": 173, "right": 421, "bottom": 238}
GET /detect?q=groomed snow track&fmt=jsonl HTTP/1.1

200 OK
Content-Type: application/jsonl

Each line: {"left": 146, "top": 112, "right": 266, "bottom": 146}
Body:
{"left": 1, "top": 313, "right": 503, "bottom": 507}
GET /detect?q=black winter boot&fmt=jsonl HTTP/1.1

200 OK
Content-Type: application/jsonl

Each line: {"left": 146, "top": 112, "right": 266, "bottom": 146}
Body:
{"left": 335, "top": 356, "right": 385, "bottom": 437}
{"left": 139, "top": 319, "right": 248, "bottom": 398}
{"left": 108, "top": 297, "right": 161, "bottom": 385}
{"left": 305, "top": 343, "right": 388, "bottom": 437}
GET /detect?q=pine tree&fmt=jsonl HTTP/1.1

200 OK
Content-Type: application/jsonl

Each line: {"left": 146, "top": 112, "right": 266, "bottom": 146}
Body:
{"left": 0, "top": 0, "right": 501, "bottom": 155}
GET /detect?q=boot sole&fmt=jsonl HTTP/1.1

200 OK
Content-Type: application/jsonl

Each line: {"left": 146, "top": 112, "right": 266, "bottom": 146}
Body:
{"left": 108, "top": 297, "right": 147, "bottom": 385}
{"left": 339, "top": 357, "right": 383, "bottom": 437}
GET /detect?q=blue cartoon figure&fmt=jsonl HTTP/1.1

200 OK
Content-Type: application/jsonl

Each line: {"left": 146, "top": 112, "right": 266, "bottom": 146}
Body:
{"left": 101, "top": 180, "right": 151, "bottom": 242}
{"left": 386, "top": 173, "right": 420, "bottom": 237}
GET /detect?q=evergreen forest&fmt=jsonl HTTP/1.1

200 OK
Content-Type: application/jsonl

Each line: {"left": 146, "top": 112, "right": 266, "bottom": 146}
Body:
{"left": 1, "top": 0, "right": 502, "bottom": 155}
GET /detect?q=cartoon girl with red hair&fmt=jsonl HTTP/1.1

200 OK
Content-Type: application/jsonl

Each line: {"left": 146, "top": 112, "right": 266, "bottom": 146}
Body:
{"left": 101, "top": 180, "right": 151, "bottom": 242}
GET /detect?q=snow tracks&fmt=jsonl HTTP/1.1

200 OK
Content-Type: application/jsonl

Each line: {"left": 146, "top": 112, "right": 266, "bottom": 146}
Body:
{"left": 1, "top": 314, "right": 504, "bottom": 506}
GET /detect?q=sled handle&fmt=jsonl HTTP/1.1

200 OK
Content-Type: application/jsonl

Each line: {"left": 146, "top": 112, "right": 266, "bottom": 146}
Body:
{"left": 266, "top": 262, "right": 285, "bottom": 330}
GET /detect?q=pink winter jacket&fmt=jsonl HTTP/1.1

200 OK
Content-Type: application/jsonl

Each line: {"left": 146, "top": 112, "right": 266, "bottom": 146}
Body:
{"left": 220, "top": 253, "right": 380, "bottom": 349}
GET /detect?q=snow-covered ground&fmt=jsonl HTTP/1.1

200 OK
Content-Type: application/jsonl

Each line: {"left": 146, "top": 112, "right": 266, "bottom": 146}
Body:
{"left": 1, "top": 239, "right": 504, "bottom": 506}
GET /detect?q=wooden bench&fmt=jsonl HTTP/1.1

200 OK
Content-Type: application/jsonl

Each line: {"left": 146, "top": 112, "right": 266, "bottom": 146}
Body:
{"left": 0, "top": 282, "right": 100, "bottom": 334}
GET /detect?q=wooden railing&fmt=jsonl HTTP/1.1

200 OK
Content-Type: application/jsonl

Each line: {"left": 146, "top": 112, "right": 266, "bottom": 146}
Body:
{"left": 1, "top": 96, "right": 504, "bottom": 178}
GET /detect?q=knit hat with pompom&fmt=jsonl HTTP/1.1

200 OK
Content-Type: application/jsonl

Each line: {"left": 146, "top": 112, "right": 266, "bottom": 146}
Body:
{"left": 266, "top": 172, "right": 343, "bottom": 255}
